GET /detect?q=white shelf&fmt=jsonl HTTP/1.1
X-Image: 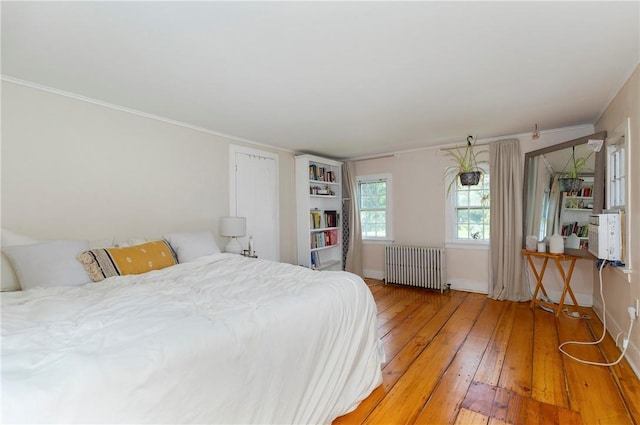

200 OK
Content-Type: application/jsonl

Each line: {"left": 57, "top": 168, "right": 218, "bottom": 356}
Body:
{"left": 316, "top": 259, "right": 341, "bottom": 271}
{"left": 295, "top": 154, "right": 344, "bottom": 271}
{"left": 311, "top": 244, "right": 341, "bottom": 252}
{"left": 309, "top": 180, "right": 340, "bottom": 185}
{"left": 310, "top": 226, "right": 340, "bottom": 233}
{"left": 559, "top": 179, "right": 593, "bottom": 249}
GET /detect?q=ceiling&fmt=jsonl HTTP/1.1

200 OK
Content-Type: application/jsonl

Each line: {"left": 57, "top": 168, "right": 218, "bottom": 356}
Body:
{"left": 2, "top": 1, "right": 638, "bottom": 159}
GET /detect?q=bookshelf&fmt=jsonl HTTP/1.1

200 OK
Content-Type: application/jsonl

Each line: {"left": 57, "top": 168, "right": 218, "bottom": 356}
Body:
{"left": 295, "top": 155, "right": 343, "bottom": 271}
{"left": 559, "top": 178, "right": 594, "bottom": 250}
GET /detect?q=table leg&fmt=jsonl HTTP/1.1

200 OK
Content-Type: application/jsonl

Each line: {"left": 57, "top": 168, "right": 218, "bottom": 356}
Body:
{"left": 529, "top": 256, "right": 550, "bottom": 309}
{"left": 555, "top": 257, "right": 579, "bottom": 316}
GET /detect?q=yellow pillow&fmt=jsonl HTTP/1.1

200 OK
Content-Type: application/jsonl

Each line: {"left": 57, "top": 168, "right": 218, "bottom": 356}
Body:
{"left": 77, "top": 240, "right": 178, "bottom": 282}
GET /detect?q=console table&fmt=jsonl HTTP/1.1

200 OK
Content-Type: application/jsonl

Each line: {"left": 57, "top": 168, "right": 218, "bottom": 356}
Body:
{"left": 521, "top": 250, "right": 580, "bottom": 317}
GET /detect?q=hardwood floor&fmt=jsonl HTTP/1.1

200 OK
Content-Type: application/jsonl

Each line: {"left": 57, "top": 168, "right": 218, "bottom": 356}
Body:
{"left": 334, "top": 279, "right": 640, "bottom": 425}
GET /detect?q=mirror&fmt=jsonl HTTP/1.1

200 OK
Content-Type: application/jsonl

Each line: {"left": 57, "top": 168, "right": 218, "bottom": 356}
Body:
{"left": 522, "top": 132, "right": 606, "bottom": 257}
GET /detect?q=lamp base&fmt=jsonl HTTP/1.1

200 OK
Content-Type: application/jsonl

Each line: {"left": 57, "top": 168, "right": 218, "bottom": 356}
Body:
{"left": 224, "top": 237, "right": 242, "bottom": 254}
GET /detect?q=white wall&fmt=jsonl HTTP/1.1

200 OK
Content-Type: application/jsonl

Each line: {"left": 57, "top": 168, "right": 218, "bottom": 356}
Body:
{"left": 594, "top": 65, "right": 640, "bottom": 377}
{"left": 1, "top": 81, "right": 297, "bottom": 264}
{"left": 353, "top": 125, "right": 597, "bottom": 301}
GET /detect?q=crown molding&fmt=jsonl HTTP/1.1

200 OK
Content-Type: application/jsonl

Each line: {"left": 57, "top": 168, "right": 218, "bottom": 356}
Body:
{"left": 1, "top": 75, "right": 295, "bottom": 155}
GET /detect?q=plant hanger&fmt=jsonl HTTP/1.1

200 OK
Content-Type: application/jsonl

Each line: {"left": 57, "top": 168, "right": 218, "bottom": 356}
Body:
{"left": 443, "top": 134, "right": 487, "bottom": 195}
{"left": 458, "top": 135, "right": 482, "bottom": 186}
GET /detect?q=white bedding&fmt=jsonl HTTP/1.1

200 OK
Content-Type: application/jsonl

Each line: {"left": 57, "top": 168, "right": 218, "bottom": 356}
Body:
{"left": 1, "top": 253, "right": 384, "bottom": 424}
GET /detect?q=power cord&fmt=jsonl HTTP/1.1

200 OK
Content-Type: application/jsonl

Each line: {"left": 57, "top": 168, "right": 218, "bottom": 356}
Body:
{"left": 559, "top": 259, "right": 637, "bottom": 366}
{"left": 561, "top": 309, "right": 591, "bottom": 320}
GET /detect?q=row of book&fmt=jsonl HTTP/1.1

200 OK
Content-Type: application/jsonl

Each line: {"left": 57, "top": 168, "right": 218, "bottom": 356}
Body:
{"left": 310, "top": 210, "right": 338, "bottom": 229}
{"left": 309, "top": 164, "right": 336, "bottom": 183}
{"left": 565, "top": 186, "right": 593, "bottom": 197}
{"left": 561, "top": 222, "right": 589, "bottom": 237}
{"left": 309, "top": 185, "right": 336, "bottom": 196}
{"left": 311, "top": 229, "right": 339, "bottom": 249}
{"left": 310, "top": 251, "right": 321, "bottom": 269}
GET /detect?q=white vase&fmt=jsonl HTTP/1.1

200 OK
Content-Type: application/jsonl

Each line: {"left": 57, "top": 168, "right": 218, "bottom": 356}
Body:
{"left": 566, "top": 233, "right": 580, "bottom": 249}
{"left": 549, "top": 232, "right": 564, "bottom": 254}
{"left": 526, "top": 235, "right": 538, "bottom": 251}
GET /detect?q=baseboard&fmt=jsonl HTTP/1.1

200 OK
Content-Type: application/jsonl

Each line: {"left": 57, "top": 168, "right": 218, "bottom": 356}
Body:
{"left": 540, "top": 289, "right": 593, "bottom": 307}
{"left": 363, "top": 269, "right": 384, "bottom": 280}
{"left": 448, "top": 278, "right": 488, "bottom": 294}
{"left": 594, "top": 306, "right": 640, "bottom": 379}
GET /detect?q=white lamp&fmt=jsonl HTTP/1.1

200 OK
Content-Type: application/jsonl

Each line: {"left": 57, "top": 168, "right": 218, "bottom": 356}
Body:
{"left": 220, "top": 216, "right": 246, "bottom": 254}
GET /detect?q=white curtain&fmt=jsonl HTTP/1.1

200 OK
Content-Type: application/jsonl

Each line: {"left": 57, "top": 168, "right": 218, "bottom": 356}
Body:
{"left": 547, "top": 175, "right": 561, "bottom": 238}
{"left": 527, "top": 157, "right": 553, "bottom": 240}
{"left": 488, "top": 139, "right": 528, "bottom": 301}
{"left": 342, "top": 161, "right": 363, "bottom": 276}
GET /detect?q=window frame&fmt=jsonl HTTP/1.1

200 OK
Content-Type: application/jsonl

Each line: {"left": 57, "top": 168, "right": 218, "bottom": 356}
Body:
{"left": 445, "top": 167, "right": 490, "bottom": 246}
{"left": 357, "top": 173, "right": 393, "bottom": 242}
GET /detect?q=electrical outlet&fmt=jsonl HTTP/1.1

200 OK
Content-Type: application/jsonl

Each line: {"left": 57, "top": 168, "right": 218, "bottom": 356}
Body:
{"left": 635, "top": 298, "right": 640, "bottom": 318}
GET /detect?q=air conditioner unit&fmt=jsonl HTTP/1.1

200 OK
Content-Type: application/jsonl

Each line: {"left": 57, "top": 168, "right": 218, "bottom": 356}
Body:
{"left": 588, "top": 211, "right": 621, "bottom": 261}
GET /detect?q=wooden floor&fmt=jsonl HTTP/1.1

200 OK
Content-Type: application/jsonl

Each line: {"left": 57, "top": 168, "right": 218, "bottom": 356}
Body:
{"left": 334, "top": 279, "right": 640, "bottom": 425}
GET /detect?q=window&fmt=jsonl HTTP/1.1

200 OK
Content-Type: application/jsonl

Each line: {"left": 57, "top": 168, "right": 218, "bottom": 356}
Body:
{"left": 357, "top": 174, "right": 392, "bottom": 241}
{"left": 607, "top": 141, "right": 626, "bottom": 209}
{"left": 454, "top": 172, "right": 490, "bottom": 240}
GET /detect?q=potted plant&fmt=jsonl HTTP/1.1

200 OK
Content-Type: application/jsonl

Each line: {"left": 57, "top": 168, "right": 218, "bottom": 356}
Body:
{"left": 558, "top": 146, "right": 593, "bottom": 192}
{"left": 444, "top": 135, "right": 488, "bottom": 195}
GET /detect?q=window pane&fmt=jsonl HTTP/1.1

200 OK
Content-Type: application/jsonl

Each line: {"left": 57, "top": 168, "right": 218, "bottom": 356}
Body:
{"left": 457, "top": 190, "right": 469, "bottom": 206}
{"left": 457, "top": 223, "right": 469, "bottom": 239}
{"left": 457, "top": 209, "right": 468, "bottom": 223}
{"left": 361, "top": 195, "right": 375, "bottom": 209}
{"left": 468, "top": 190, "right": 485, "bottom": 206}
{"left": 453, "top": 171, "right": 490, "bottom": 241}
{"left": 359, "top": 178, "right": 389, "bottom": 239}
{"left": 468, "top": 208, "right": 484, "bottom": 223}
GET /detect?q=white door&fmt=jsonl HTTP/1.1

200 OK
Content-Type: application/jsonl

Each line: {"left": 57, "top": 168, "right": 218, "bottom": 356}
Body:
{"left": 230, "top": 146, "right": 279, "bottom": 261}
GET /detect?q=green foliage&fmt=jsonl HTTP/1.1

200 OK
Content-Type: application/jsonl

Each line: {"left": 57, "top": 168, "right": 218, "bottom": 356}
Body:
{"left": 443, "top": 135, "right": 488, "bottom": 196}
{"left": 562, "top": 150, "right": 594, "bottom": 178}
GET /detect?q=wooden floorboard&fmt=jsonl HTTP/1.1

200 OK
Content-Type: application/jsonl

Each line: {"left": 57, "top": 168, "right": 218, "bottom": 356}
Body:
{"left": 335, "top": 279, "right": 640, "bottom": 425}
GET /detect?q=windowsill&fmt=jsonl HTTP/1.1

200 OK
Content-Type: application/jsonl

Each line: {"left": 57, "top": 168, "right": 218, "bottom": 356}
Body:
{"left": 362, "top": 238, "right": 394, "bottom": 245}
{"left": 445, "top": 240, "right": 490, "bottom": 251}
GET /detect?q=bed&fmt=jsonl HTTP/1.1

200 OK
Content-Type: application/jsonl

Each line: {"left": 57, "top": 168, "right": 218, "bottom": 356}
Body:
{"left": 1, "top": 253, "right": 384, "bottom": 424}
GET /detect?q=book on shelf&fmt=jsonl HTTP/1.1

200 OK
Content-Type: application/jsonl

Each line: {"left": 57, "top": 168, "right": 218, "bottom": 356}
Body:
{"left": 310, "top": 229, "right": 339, "bottom": 249}
{"left": 309, "top": 164, "right": 316, "bottom": 180}
{"left": 561, "top": 222, "right": 589, "bottom": 238}
{"left": 310, "top": 210, "right": 321, "bottom": 229}
{"left": 325, "top": 229, "right": 338, "bottom": 246}
{"left": 310, "top": 251, "right": 320, "bottom": 269}
{"left": 566, "top": 186, "right": 593, "bottom": 197}
{"left": 311, "top": 232, "right": 323, "bottom": 249}
{"left": 308, "top": 163, "right": 336, "bottom": 183}
{"left": 324, "top": 210, "right": 338, "bottom": 228}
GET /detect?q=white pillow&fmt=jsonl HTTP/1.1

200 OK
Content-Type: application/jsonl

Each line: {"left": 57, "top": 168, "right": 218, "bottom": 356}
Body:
{"left": 3, "top": 240, "right": 91, "bottom": 291}
{"left": 1, "top": 229, "right": 39, "bottom": 292}
{"left": 89, "top": 238, "right": 115, "bottom": 249}
{"left": 163, "top": 231, "right": 220, "bottom": 263}
{"left": 115, "top": 237, "right": 149, "bottom": 248}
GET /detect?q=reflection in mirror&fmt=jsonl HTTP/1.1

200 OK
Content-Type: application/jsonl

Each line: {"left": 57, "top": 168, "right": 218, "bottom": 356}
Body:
{"left": 523, "top": 132, "right": 606, "bottom": 257}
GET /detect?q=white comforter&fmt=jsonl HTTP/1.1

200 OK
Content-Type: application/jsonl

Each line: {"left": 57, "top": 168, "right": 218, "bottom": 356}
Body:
{"left": 1, "top": 254, "right": 384, "bottom": 424}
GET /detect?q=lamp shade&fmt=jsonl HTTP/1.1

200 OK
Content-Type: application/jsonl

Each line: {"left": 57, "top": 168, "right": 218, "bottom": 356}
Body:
{"left": 220, "top": 216, "right": 246, "bottom": 237}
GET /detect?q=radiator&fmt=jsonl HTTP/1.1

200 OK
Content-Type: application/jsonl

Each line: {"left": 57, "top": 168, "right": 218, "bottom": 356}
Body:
{"left": 384, "top": 245, "right": 447, "bottom": 292}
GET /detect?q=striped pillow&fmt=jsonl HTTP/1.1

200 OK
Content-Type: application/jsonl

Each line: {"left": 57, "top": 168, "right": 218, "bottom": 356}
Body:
{"left": 77, "top": 240, "right": 178, "bottom": 282}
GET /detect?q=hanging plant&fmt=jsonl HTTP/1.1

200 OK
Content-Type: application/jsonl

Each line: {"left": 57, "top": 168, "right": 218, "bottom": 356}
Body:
{"left": 558, "top": 146, "right": 594, "bottom": 192}
{"left": 444, "top": 135, "right": 488, "bottom": 195}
